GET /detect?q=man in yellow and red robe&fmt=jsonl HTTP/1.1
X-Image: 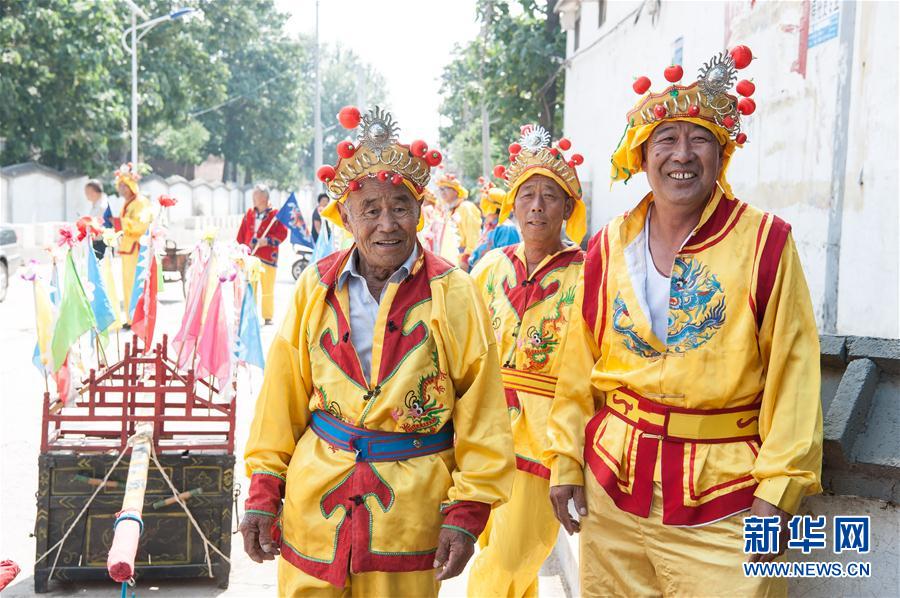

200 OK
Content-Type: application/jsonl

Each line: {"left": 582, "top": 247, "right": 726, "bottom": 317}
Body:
{"left": 468, "top": 125, "right": 588, "bottom": 598}
{"left": 236, "top": 184, "right": 288, "bottom": 325}
{"left": 114, "top": 163, "right": 153, "bottom": 325}
{"left": 545, "top": 48, "right": 822, "bottom": 596}
{"left": 241, "top": 106, "right": 515, "bottom": 597}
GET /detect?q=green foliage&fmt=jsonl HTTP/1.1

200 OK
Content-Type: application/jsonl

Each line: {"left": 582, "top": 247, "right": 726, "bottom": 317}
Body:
{"left": 439, "top": 0, "right": 565, "bottom": 186}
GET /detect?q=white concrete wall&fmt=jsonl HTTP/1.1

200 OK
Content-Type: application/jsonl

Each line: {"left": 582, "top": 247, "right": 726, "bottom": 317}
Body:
{"left": 560, "top": 0, "right": 898, "bottom": 339}
{"left": 1, "top": 162, "right": 289, "bottom": 246}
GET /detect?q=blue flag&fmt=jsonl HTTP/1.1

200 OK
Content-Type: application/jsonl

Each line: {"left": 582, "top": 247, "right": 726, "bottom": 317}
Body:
{"left": 87, "top": 243, "right": 116, "bottom": 333}
{"left": 311, "top": 220, "right": 335, "bottom": 263}
{"left": 234, "top": 283, "right": 265, "bottom": 369}
{"left": 102, "top": 203, "right": 114, "bottom": 228}
{"left": 276, "top": 192, "right": 314, "bottom": 248}
{"left": 128, "top": 230, "right": 151, "bottom": 319}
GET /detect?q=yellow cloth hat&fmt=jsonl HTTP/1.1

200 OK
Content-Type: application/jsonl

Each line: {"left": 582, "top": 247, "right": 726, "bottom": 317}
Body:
{"left": 436, "top": 174, "right": 469, "bottom": 200}
{"left": 114, "top": 162, "right": 141, "bottom": 195}
{"left": 317, "top": 106, "right": 442, "bottom": 232}
{"left": 495, "top": 124, "right": 586, "bottom": 244}
{"left": 610, "top": 48, "right": 758, "bottom": 199}
{"left": 480, "top": 187, "right": 505, "bottom": 215}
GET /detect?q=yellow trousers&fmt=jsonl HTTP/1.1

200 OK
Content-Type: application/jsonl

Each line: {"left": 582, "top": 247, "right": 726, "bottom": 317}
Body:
{"left": 252, "top": 263, "right": 278, "bottom": 321}
{"left": 468, "top": 471, "right": 559, "bottom": 598}
{"left": 580, "top": 473, "right": 785, "bottom": 598}
{"left": 277, "top": 557, "right": 440, "bottom": 597}
{"left": 121, "top": 249, "right": 139, "bottom": 324}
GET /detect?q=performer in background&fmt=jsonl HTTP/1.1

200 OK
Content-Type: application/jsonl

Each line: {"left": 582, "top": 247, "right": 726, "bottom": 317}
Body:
{"left": 468, "top": 124, "right": 586, "bottom": 597}
{"left": 469, "top": 183, "right": 521, "bottom": 267}
{"left": 545, "top": 48, "right": 822, "bottom": 597}
{"left": 436, "top": 173, "right": 481, "bottom": 271}
{"left": 241, "top": 106, "right": 514, "bottom": 597}
{"left": 236, "top": 184, "right": 288, "bottom": 325}
{"left": 115, "top": 163, "right": 152, "bottom": 327}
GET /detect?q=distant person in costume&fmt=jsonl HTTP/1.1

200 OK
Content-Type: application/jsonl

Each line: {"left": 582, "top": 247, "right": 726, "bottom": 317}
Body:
{"left": 469, "top": 182, "right": 521, "bottom": 267}
{"left": 436, "top": 173, "right": 481, "bottom": 271}
{"left": 417, "top": 188, "right": 439, "bottom": 251}
{"left": 236, "top": 184, "right": 288, "bottom": 325}
{"left": 468, "top": 124, "right": 586, "bottom": 597}
{"left": 115, "top": 163, "right": 153, "bottom": 326}
{"left": 311, "top": 192, "right": 329, "bottom": 242}
{"left": 545, "top": 47, "right": 822, "bottom": 597}
{"left": 241, "top": 105, "right": 514, "bottom": 597}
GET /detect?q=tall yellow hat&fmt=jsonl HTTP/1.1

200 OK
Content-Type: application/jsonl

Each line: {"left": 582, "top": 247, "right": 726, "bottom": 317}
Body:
{"left": 494, "top": 124, "right": 586, "bottom": 244}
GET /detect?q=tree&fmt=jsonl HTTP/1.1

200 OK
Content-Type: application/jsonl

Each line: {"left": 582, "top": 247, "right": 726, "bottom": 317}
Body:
{"left": 438, "top": 0, "right": 565, "bottom": 186}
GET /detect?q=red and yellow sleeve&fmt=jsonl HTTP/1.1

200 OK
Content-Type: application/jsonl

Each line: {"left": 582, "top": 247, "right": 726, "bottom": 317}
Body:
{"left": 752, "top": 233, "right": 823, "bottom": 514}
{"left": 243, "top": 273, "right": 315, "bottom": 516}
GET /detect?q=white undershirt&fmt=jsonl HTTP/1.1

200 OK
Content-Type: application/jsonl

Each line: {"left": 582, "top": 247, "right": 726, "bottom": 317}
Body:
{"left": 644, "top": 209, "right": 673, "bottom": 345}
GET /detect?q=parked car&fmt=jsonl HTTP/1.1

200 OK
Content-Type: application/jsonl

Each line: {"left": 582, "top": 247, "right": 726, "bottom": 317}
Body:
{"left": 0, "top": 225, "right": 22, "bottom": 302}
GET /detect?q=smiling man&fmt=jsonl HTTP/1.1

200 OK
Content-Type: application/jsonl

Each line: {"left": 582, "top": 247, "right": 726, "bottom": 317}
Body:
{"left": 468, "top": 125, "right": 586, "bottom": 597}
{"left": 545, "top": 50, "right": 822, "bottom": 596}
{"left": 240, "top": 106, "right": 514, "bottom": 597}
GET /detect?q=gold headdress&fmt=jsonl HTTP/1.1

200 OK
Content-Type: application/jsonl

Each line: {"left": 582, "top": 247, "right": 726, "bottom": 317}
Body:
{"left": 611, "top": 45, "right": 758, "bottom": 198}
{"left": 318, "top": 106, "right": 443, "bottom": 230}
{"left": 493, "top": 124, "right": 586, "bottom": 244}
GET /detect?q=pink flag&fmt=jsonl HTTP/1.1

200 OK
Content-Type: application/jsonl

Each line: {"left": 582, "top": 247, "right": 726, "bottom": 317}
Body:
{"left": 196, "top": 281, "right": 231, "bottom": 383}
{"left": 172, "top": 252, "right": 212, "bottom": 368}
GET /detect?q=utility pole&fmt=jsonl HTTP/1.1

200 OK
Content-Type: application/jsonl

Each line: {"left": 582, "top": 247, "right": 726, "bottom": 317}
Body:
{"left": 479, "top": 2, "right": 493, "bottom": 180}
{"left": 313, "top": 0, "right": 323, "bottom": 191}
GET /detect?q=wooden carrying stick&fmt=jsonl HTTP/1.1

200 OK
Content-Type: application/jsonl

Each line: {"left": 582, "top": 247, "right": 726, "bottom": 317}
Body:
{"left": 152, "top": 487, "right": 202, "bottom": 510}
{"left": 106, "top": 423, "right": 153, "bottom": 583}
{"left": 74, "top": 474, "right": 121, "bottom": 489}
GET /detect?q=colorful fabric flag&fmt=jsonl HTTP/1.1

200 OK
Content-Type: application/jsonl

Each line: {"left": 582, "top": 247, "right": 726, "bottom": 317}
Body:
{"left": 196, "top": 281, "right": 231, "bottom": 383}
{"left": 276, "top": 192, "right": 314, "bottom": 248}
{"left": 235, "top": 282, "right": 265, "bottom": 369}
{"left": 102, "top": 203, "right": 114, "bottom": 228}
{"left": 131, "top": 253, "right": 158, "bottom": 350}
{"left": 172, "top": 251, "right": 213, "bottom": 368}
{"left": 101, "top": 252, "right": 124, "bottom": 330}
{"left": 86, "top": 242, "right": 116, "bottom": 333}
{"left": 50, "top": 252, "right": 96, "bottom": 372}
{"left": 128, "top": 230, "right": 151, "bottom": 319}
{"left": 31, "top": 277, "right": 55, "bottom": 373}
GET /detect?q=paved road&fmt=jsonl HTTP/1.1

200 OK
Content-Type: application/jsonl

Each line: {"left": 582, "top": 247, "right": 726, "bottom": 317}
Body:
{"left": 0, "top": 245, "right": 566, "bottom": 597}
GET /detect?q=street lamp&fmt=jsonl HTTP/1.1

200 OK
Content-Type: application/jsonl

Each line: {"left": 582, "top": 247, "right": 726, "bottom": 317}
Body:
{"left": 120, "top": 1, "right": 199, "bottom": 165}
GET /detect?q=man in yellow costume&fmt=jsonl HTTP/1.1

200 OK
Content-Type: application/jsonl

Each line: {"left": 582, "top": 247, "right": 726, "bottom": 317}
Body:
{"left": 468, "top": 124, "right": 587, "bottom": 597}
{"left": 545, "top": 48, "right": 822, "bottom": 596}
{"left": 435, "top": 173, "right": 481, "bottom": 271}
{"left": 240, "top": 105, "right": 515, "bottom": 597}
{"left": 114, "top": 163, "right": 153, "bottom": 326}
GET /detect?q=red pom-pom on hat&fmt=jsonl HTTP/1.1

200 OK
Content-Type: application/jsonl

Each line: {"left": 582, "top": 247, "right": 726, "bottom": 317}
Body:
{"left": 390, "top": 174, "right": 403, "bottom": 185}
{"left": 377, "top": 170, "right": 390, "bottom": 181}
{"left": 738, "top": 98, "right": 756, "bottom": 115}
{"left": 664, "top": 65, "right": 683, "bottom": 83}
{"left": 736, "top": 79, "right": 755, "bottom": 97}
{"left": 317, "top": 165, "right": 336, "bottom": 183}
{"left": 338, "top": 106, "right": 361, "bottom": 129}
{"left": 633, "top": 76, "right": 651, "bottom": 94}
{"left": 557, "top": 138, "right": 572, "bottom": 151}
{"left": 571, "top": 154, "right": 584, "bottom": 166}
{"left": 425, "top": 150, "right": 443, "bottom": 167}
{"left": 730, "top": 45, "right": 753, "bottom": 69}
{"left": 493, "top": 165, "right": 506, "bottom": 178}
{"left": 348, "top": 180, "right": 361, "bottom": 192}
{"left": 508, "top": 142, "right": 522, "bottom": 155}
{"left": 410, "top": 139, "right": 429, "bottom": 157}
{"left": 336, "top": 140, "right": 356, "bottom": 159}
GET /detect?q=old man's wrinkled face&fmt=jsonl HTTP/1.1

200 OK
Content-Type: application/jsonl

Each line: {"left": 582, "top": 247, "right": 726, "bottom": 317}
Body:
{"left": 642, "top": 121, "right": 723, "bottom": 210}
{"left": 339, "top": 179, "right": 420, "bottom": 273}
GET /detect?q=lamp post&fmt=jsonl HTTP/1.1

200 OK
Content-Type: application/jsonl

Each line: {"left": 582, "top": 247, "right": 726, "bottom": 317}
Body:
{"left": 121, "top": 2, "right": 198, "bottom": 165}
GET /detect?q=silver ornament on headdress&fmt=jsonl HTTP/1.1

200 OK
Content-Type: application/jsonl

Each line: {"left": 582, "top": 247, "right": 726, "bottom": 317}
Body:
{"left": 697, "top": 52, "right": 737, "bottom": 101}
{"left": 358, "top": 106, "right": 400, "bottom": 153}
{"left": 518, "top": 124, "right": 551, "bottom": 152}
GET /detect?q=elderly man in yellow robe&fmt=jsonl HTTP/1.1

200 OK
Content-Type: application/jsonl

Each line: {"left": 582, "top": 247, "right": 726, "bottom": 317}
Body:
{"left": 114, "top": 163, "right": 153, "bottom": 326}
{"left": 240, "top": 105, "right": 515, "bottom": 597}
{"left": 544, "top": 49, "right": 823, "bottom": 597}
{"left": 435, "top": 173, "right": 482, "bottom": 271}
{"left": 468, "top": 124, "right": 588, "bottom": 598}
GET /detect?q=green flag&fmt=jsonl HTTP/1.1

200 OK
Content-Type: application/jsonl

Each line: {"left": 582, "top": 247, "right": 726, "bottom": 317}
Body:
{"left": 50, "top": 251, "right": 96, "bottom": 371}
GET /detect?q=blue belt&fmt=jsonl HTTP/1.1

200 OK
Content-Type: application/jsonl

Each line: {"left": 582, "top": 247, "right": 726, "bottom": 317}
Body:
{"left": 309, "top": 410, "right": 454, "bottom": 462}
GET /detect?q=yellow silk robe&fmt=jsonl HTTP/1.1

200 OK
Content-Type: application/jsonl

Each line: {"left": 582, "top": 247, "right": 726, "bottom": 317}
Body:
{"left": 244, "top": 247, "right": 515, "bottom": 587}
{"left": 545, "top": 190, "right": 822, "bottom": 525}
{"left": 471, "top": 243, "right": 584, "bottom": 478}
{"left": 438, "top": 200, "right": 482, "bottom": 266}
{"left": 119, "top": 195, "right": 153, "bottom": 318}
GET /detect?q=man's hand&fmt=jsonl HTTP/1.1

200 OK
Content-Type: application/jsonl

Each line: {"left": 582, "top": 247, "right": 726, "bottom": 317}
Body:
{"left": 550, "top": 484, "right": 587, "bottom": 535}
{"left": 240, "top": 512, "right": 280, "bottom": 563}
{"left": 747, "top": 498, "right": 791, "bottom": 563}
{"left": 433, "top": 527, "right": 475, "bottom": 581}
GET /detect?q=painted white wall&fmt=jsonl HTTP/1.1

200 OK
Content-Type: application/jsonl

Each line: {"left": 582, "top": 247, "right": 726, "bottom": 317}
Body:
{"left": 191, "top": 182, "right": 213, "bottom": 217}
{"left": 211, "top": 185, "right": 231, "bottom": 217}
{"left": 8, "top": 170, "right": 65, "bottom": 223}
{"left": 561, "top": 0, "right": 898, "bottom": 339}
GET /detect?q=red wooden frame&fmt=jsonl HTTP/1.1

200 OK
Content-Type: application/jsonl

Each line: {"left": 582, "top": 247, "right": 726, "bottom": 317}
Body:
{"left": 41, "top": 335, "right": 235, "bottom": 454}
